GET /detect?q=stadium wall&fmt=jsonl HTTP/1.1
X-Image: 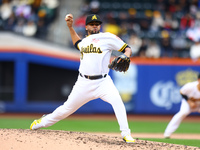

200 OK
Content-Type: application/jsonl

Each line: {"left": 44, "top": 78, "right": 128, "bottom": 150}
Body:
{"left": 0, "top": 49, "right": 200, "bottom": 115}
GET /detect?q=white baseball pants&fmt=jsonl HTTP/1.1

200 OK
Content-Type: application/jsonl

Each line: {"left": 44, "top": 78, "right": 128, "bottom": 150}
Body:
{"left": 164, "top": 99, "right": 200, "bottom": 137}
{"left": 39, "top": 75, "right": 131, "bottom": 137}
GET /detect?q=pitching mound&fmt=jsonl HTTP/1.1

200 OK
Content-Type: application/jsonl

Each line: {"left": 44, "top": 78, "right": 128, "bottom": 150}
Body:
{"left": 0, "top": 129, "right": 200, "bottom": 150}
{"left": 0, "top": 129, "right": 198, "bottom": 150}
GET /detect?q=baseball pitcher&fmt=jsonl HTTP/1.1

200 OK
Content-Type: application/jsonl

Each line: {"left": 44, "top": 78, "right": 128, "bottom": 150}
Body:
{"left": 30, "top": 14, "right": 135, "bottom": 143}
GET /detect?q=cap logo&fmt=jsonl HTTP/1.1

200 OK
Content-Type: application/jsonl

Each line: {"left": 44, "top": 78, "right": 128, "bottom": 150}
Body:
{"left": 92, "top": 15, "right": 97, "bottom": 20}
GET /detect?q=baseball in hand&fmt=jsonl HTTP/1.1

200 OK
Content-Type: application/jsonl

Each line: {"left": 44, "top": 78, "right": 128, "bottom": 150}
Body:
{"left": 65, "top": 14, "right": 73, "bottom": 20}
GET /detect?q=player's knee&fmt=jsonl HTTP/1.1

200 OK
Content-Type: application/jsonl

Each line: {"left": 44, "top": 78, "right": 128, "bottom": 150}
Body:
{"left": 179, "top": 111, "right": 190, "bottom": 118}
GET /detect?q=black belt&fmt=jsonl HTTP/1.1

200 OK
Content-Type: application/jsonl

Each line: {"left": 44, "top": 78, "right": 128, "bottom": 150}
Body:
{"left": 80, "top": 73, "right": 107, "bottom": 80}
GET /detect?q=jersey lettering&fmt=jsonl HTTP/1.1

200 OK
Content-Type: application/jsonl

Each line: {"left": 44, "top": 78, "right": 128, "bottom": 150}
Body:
{"left": 81, "top": 44, "right": 102, "bottom": 54}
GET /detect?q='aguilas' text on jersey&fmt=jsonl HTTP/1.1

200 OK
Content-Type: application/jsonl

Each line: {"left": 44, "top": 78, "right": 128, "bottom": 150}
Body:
{"left": 81, "top": 44, "right": 102, "bottom": 54}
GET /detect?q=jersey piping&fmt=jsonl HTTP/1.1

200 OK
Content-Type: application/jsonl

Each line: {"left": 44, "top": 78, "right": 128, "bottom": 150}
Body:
{"left": 74, "top": 40, "right": 82, "bottom": 50}
{"left": 118, "top": 43, "right": 128, "bottom": 52}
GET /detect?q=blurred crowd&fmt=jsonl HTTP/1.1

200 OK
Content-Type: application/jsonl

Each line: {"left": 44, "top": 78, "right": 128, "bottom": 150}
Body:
{"left": 1, "top": 0, "right": 200, "bottom": 59}
{"left": 73, "top": 0, "right": 200, "bottom": 59}
{"left": 0, "top": 0, "right": 59, "bottom": 39}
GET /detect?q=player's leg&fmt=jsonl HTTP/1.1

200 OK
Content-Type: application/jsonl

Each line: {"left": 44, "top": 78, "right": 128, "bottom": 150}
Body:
{"left": 97, "top": 76, "right": 134, "bottom": 142}
{"left": 164, "top": 99, "right": 191, "bottom": 138}
{"left": 37, "top": 92, "right": 91, "bottom": 128}
{"left": 30, "top": 76, "right": 93, "bottom": 130}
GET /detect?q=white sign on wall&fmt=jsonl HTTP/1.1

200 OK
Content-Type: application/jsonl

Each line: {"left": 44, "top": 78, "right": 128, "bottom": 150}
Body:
{"left": 150, "top": 81, "right": 182, "bottom": 110}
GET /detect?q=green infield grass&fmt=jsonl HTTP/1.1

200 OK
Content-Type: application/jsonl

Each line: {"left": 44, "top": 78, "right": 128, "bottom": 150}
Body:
{"left": 0, "top": 117, "right": 199, "bottom": 147}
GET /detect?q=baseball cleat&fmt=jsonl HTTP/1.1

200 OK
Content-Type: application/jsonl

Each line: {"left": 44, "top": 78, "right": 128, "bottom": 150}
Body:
{"left": 164, "top": 133, "right": 171, "bottom": 139}
{"left": 123, "top": 135, "right": 136, "bottom": 143}
{"left": 30, "top": 115, "right": 45, "bottom": 130}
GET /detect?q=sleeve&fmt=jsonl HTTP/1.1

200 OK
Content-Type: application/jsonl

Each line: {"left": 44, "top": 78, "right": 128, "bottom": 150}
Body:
{"left": 180, "top": 93, "right": 189, "bottom": 101}
{"left": 119, "top": 44, "right": 128, "bottom": 53}
{"left": 180, "top": 83, "right": 192, "bottom": 97}
{"left": 121, "top": 45, "right": 131, "bottom": 53}
{"left": 107, "top": 33, "right": 128, "bottom": 52}
{"left": 74, "top": 40, "right": 82, "bottom": 50}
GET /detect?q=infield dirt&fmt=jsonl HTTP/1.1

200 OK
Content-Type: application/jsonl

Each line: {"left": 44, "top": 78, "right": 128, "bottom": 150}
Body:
{"left": 0, "top": 114, "right": 200, "bottom": 150}
{"left": 1, "top": 128, "right": 200, "bottom": 150}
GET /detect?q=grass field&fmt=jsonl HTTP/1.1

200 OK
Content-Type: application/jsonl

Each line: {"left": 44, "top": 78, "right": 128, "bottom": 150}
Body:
{"left": 0, "top": 117, "right": 200, "bottom": 147}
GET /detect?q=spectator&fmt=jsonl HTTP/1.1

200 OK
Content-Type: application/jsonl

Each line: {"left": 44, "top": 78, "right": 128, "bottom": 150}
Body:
{"left": 118, "top": 21, "right": 129, "bottom": 41}
{"left": 155, "top": 0, "right": 166, "bottom": 12}
{"left": 0, "top": 0, "right": 58, "bottom": 39}
{"left": 0, "top": 0, "right": 13, "bottom": 21}
{"left": 23, "top": 20, "right": 37, "bottom": 37}
{"left": 194, "top": 11, "right": 200, "bottom": 28}
{"left": 42, "top": 0, "right": 59, "bottom": 10}
{"left": 145, "top": 40, "right": 161, "bottom": 58}
{"left": 177, "top": 0, "right": 190, "bottom": 13}
{"left": 137, "top": 38, "right": 148, "bottom": 57}
{"left": 40, "top": 0, "right": 59, "bottom": 24}
{"left": 127, "top": 33, "right": 142, "bottom": 56}
{"left": 180, "top": 13, "right": 195, "bottom": 31}
{"left": 139, "top": 10, "right": 152, "bottom": 31}
{"left": 1, "top": 0, "right": 200, "bottom": 59}
{"left": 171, "top": 34, "right": 189, "bottom": 57}
{"left": 162, "top": 11, "right": 179, "bottom": 31}
{"left": 28, "top": 8, "right": 39, "bottom": 23}
{"left": 189, "top": 0, "right": 199, "bottom": 16}
{"left": 189, "top": 41, "right": 200, "bottom": 60}
{"left": 13, "top": 18, "right": 25, "bottom": 34}
{"left": 0, "top": 16, "right": 3, "bottom": 30}
{"left": 165, "top": 0, "right": 177, "bottom": 13}
{"left": 35, "top": 18, "right": 47, "bottom": 39}
{"left": 3, "top": 11, "right": 16, "bottom": 30}
{"left": 150, "top": 10, "right": 164, "bottom": 33}
{"left": 128, "top": 8, "right": 141, "bottom": 34}
{"left": 15, "top": 3, "right": 31, "bottom": 19}
{"left": 186, "top": 26, "right": 200, "bottom": 43}
{"left": 103, "top": 15, "right": 121, "bottom": 35}
{"left": 160, "top": 30, "right": 174, "bottom": 57}
{"left": 89, "top": 0, "right": 100, "bottom": 14}
{"left": 80, "top": 0, "right": 90, "bottom": 14}
{"left": 74, "top": 13, "right": 87, "bottom": 35}
{"left": 186, "top": 27, "right": 200, "bottom": 60}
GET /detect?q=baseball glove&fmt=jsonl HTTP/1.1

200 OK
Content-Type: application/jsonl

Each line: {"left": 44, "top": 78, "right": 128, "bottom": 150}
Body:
{"left": 108, "top": 54, "right": 130, "bottom": 72}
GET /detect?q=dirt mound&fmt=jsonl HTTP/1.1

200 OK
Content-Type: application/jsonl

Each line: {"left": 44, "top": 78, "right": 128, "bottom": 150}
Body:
{"left": 0, "top": 129, "right": 200, "bottom": 150}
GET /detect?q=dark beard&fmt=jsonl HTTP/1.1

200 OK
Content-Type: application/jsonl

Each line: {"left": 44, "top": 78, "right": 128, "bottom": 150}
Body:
{"left": 87, "top": 29, "right": 100, "bottom": 35}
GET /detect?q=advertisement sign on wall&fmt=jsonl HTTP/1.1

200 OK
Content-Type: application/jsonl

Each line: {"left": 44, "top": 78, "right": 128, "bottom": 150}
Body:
{"left": 134, "top": 66, "right": 200, "bottom": 114}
